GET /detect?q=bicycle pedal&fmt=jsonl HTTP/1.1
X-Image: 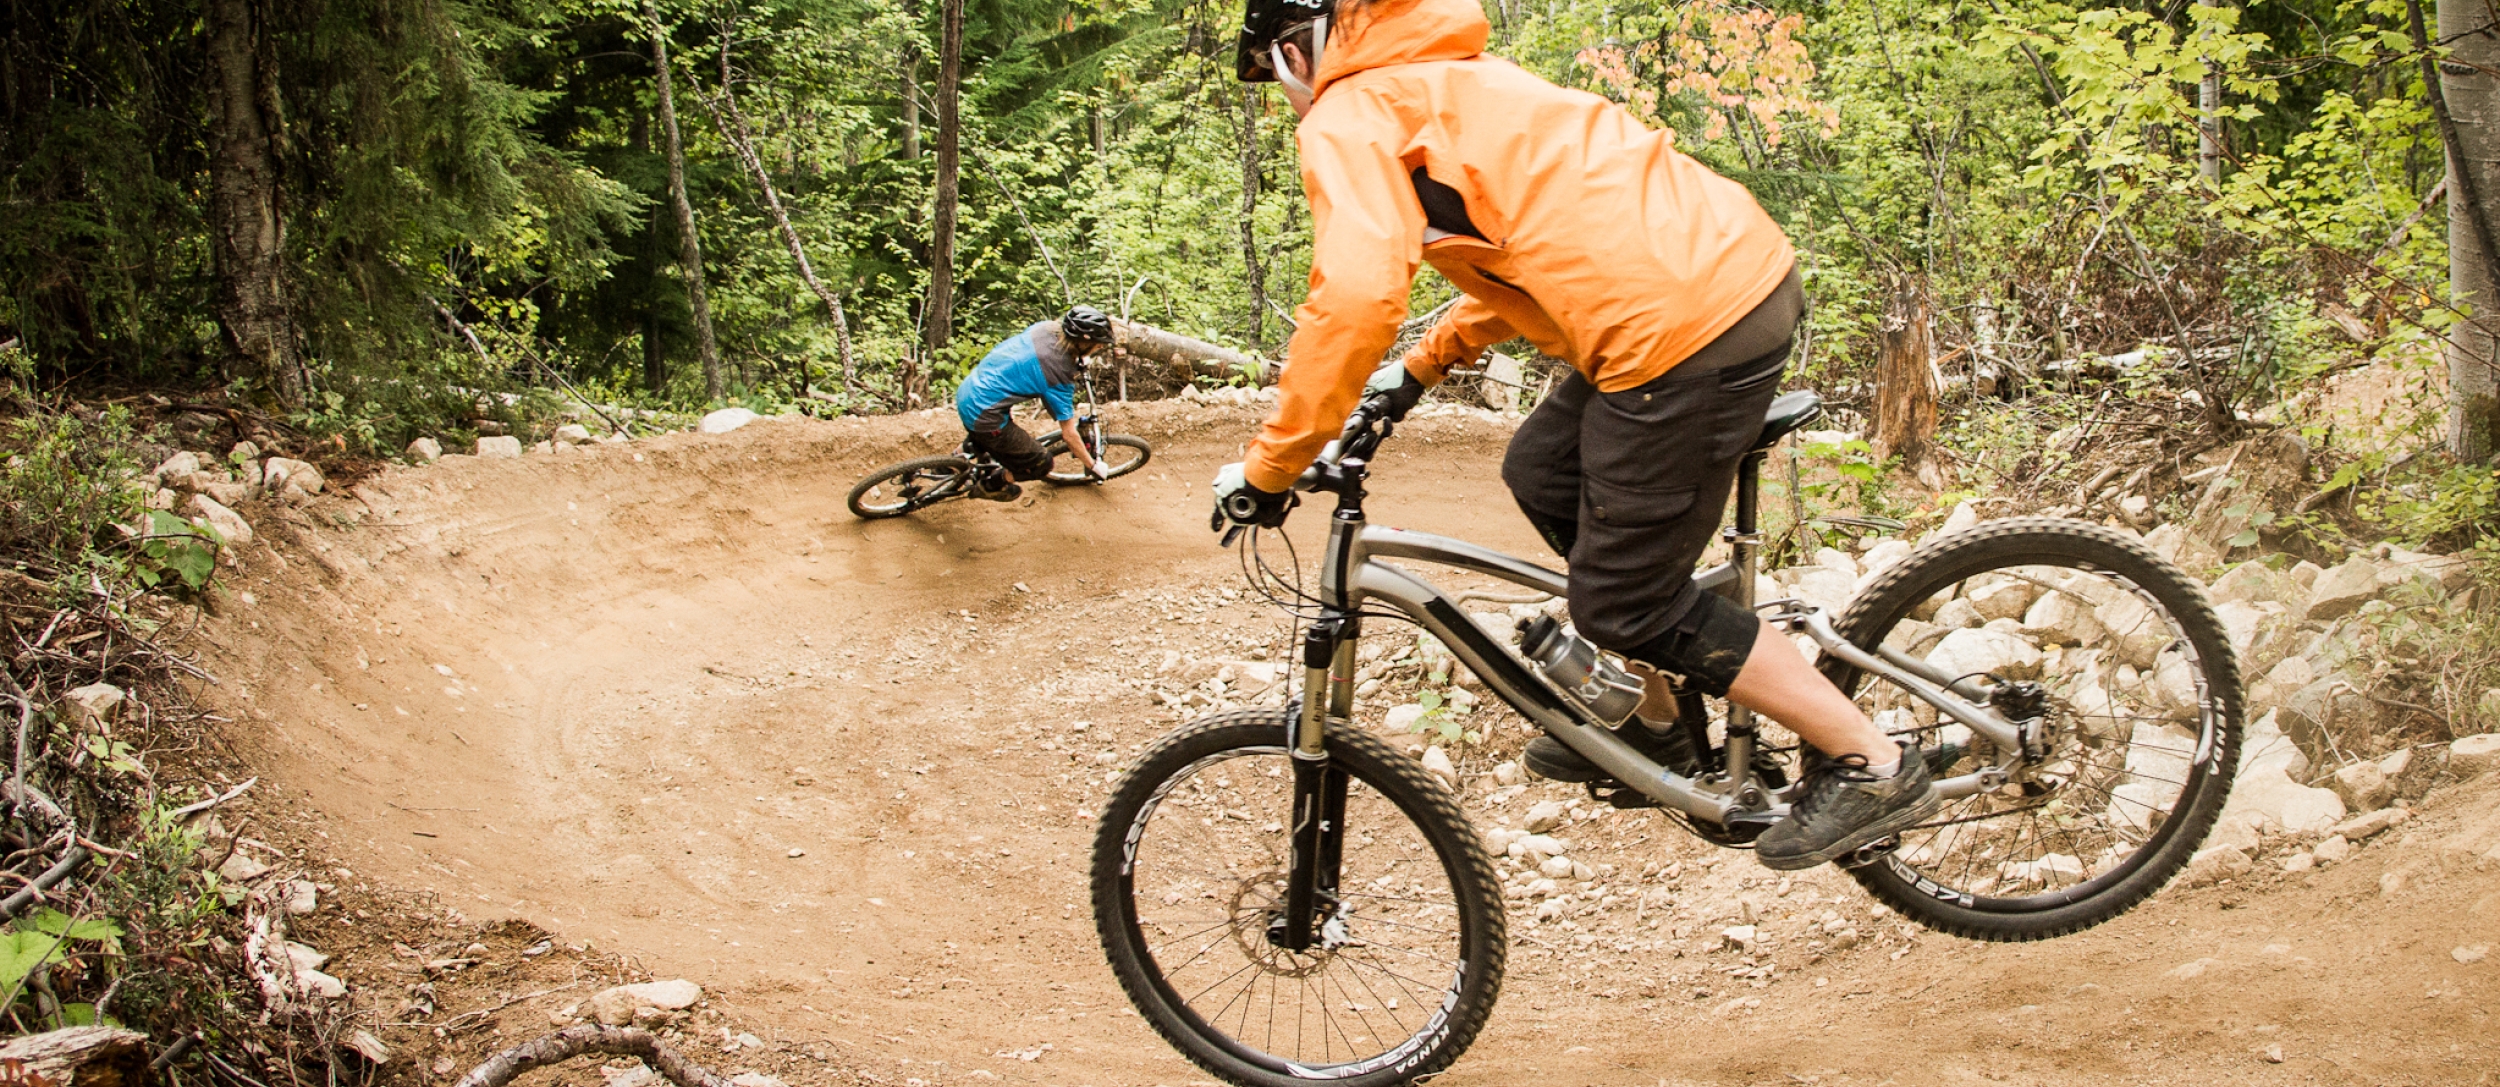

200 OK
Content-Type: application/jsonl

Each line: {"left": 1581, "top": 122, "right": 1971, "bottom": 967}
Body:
{"left": 1585, "top": 781, "right": 1659, "bottom": 810}
{"left": 1839, "top": 836, "right": 1901, "bottom": 869}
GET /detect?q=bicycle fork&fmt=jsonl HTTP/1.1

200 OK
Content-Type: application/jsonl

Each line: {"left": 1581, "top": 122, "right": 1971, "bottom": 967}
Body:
{"left": 1274, "top": 615, "right": 1358, "bottom": 953}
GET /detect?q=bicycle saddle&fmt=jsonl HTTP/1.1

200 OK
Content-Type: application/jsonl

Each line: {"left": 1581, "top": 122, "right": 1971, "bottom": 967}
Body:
{"left": 1752, "top": 390, "right": 1822, "bottom": 452}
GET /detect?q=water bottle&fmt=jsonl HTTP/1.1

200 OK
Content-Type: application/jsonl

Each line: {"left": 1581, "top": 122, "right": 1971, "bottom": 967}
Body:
{"left": 1516, "top": 616, "right": 1643, "bottom": 725}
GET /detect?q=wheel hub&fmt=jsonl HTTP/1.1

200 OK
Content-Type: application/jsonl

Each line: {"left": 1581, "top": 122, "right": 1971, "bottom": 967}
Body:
{"left": 1232, "top": 872, "right": 1350, "bottom": 976}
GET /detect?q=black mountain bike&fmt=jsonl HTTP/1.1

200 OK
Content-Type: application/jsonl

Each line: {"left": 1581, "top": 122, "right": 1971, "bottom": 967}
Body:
{"left": 846, "top": 376, "right": 1151, "bottom": 520}
{"left": 1090, "top": 389, "right": 2241, "bottom": 1087}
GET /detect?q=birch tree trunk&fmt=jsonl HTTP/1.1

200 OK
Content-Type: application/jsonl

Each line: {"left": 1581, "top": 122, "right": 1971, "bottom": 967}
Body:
{"left": 706, "top": 48, "right": 858, "bottom": 396}
{"left": 2428, "top": 0, "right": 2500, "bottom": 459}
{"left": 204, "top": 0, "right": 305, "bottom": 405}
{"left": 648, "top": 2, "right": 724, "bottom": 402}
{"left": 922, "top": 0, "right": 965, "bottom": 403}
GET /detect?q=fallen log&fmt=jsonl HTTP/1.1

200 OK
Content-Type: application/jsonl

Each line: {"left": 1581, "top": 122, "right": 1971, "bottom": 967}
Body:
{"left": 1111, "top": 320, "right": 1272, "bottom": 385}
{"left": 454, "top": 1026, "right": 730, "bottom": 1087}
{"left": 0, "top": 1026, "right": 150, "bottom": 1087}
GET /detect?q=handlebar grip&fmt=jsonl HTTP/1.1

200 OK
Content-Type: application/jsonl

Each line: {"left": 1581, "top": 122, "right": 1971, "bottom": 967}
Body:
{"left": 1222, "top": 492, "right": 1264, "bottom": 522}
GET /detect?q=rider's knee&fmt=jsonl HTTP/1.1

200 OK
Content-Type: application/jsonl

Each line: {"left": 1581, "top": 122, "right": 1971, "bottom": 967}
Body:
{"left": 1621, "top": 590, "right": 1759, "bottom": 698}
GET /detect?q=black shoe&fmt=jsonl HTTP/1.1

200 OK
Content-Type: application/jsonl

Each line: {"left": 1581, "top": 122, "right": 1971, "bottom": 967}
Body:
{"left": 1754, "top": 743, "right": 1943, "bottom": 872}
{"left": 975, "top": 480, "right": 1022, "bottom": 502}
{"left": 1523, "top": 720, "right": 1699, "bottom": 783}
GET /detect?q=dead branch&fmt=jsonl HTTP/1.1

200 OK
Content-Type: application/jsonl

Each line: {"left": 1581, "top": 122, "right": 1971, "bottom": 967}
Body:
{"left": 452, "top": 1026, "right": 734, "bottom": 1087}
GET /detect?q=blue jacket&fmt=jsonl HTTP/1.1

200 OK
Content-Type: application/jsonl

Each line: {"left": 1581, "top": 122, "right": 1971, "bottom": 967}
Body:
{"left": 957, "top": 321, "right": 1081, "bottom": 431}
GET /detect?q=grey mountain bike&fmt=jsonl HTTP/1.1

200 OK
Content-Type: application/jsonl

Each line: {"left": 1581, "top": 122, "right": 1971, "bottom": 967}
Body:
{"left": 1090, "top": 389, "right": 2242, "bottom": 1087}
{"left": 846, "top": 375, "right": 1151, "bottom": 519}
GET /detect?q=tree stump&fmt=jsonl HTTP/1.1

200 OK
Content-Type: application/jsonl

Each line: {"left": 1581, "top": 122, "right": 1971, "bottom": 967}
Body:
{"left": 1872, "top": 277, "right": 1939, "bottom": 484}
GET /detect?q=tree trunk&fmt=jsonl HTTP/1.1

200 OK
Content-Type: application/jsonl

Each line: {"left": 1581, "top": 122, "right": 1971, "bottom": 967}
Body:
{"left": 2197, "top": 0, "right": 2223, "bottom": 183}
{"left": 923, "top": 0, "right": 964, "bottom": 396}
{"left": 2427, "top": 0, "right": 2500, "bottom": 460}
{"left": 1871, "top": 277, "right": 1939, "bottom": 476}
{"left": 900, "top": 45, "right": 922, "bottom": 160}
{"left": 204, "top": 0, "right": 304, "bottom": 405}
{"left": 706, "top": 48, "right": 858, "bottom": 397}
{"left": 1232, "top": 86, "right": 1267, "bottom": 348}
{"left": 648, "top": 2, "right": 724, "bottom": 402}
{"left": 1112, "top": 319, "right": 1269, "bottom": 383}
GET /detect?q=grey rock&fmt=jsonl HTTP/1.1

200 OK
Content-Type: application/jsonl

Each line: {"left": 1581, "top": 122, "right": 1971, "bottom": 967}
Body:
{"left": 1524, "top": 800, "right": 1568, "bottom": 834}
{"left": 217, "top": 852, "right": 271, "bottom": 884}
{"left": 1419, "top": 746, "right": 1458, "bottom": 787}
{"left": 263, "top": 457, "right": 325, "bottom": 504}
{"left": 64, "top": 683, "right": 124, "bottom": 727}
{"left": 344, "top": 1029, "right": 390, "bottom": 1064}
{"left": 2021, "top": 590, "right": 2106, "bottom": 647}
{"left": 475, "top": 435, "right": 523, "bottom": 458}
{"left": 2312, "top": 835, "right": 2353, "bottom": 864}
{"left": 2306, "top": 558, "right": 2382, "bottom": 621}
{"left": 1927, "top": 628, "right": 2043, "bottom": 680}
{"left": 2219, "top": 764, "right": 2344, "bottom": 834}
{"left": 151, "top": 451, "right": 201, "bottom": 486}
{"left": 283, "top": 879, "right": 319, "bottom": 915}
{"left": 296, "top": 969, "right": 347, "bottom": 999}
{"left": 187, "top": 493, "right": 252, "bottom": 547}
{"left": 554, "top": 423, "right": 593, "bottom": 443}
{"left": 1968, "top": 577, "right": 2039, "bottom": 622}
{"left": 1931, "top": 596, "right": 1984, "bottom": 631}
{"left": 284, "top": 942, "right": 329, "bottom": 973}
{"left": 201, "top": 481, "right": 251, "bottom": 508}
{"left": 2328, "top": 761, "right": 2392, "bottom": 812}
{"left": 407, "top": 437, "right": 443, "bottom": 462}
{"left": 699, "top": 407, "right": 759, "bottom": 434}
{"left": 2182, "top": 845, "right": 2252, "bottom": 887}
{"left": 2331, "top": 807, "right": 2406, "bottom": 840}
{"left": 2095, "top": 592, "right": 2169, "bottom": 670}
{"left": 2210, "top": 561, "right": 2298, "bottom": 611}
{"left": 2450, "top": 732, "right": 2500, "bottom": 776}
{"left": 2289, "top": 560, "right": 2324, "bottom": 590}
{"left": 2279, "top": 678, "right": 2378, "bottom": 764}
{"left": 1939, "top": 500, "right": 1981, "bottom": 538}
{"left": 2215, "top": 600, "right": 2296, "bottom": 677}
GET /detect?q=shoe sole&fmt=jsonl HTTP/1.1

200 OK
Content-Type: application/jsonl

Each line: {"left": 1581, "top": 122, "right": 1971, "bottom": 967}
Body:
{"left": 1520, "top": 744, "right": 1606, "bottom": 784}
{"left": 1755, "top": 786, "right": 1947, "bottom": 872}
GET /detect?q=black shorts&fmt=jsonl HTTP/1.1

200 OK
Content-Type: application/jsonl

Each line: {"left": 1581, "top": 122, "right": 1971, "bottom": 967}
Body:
{"left": 1499, "top": 273, "right": 1800, "bottom": 655}
{"left": 968, "top": 420, "right": 1054, "bottom": 482}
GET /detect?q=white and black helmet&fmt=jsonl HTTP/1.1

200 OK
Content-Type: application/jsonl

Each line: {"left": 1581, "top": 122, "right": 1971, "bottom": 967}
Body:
{"left": 1061, "top": 305, "right": 1114, "bottom": 352}
{"left": 1235, "top": 0, "right": 1332, "bottom": 83}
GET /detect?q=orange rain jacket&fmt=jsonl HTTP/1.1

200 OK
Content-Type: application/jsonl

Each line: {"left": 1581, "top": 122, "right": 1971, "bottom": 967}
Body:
{"left": 1240, "top": 0, "right": 1797, "bottom": 493}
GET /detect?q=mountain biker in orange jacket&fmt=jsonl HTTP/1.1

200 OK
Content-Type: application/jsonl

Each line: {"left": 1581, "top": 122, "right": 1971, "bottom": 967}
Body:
{"left": 1207, "top": 0, "right": 1940, "bottom": 869}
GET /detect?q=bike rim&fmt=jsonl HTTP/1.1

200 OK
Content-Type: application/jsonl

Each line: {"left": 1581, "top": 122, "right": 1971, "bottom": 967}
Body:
{"left": 1854, "top": 561, "right": 2224, "bottom": 910}
{"left": 856, "top": 466, "right": 963, "bottom": 513}
{"left": 1119, "top": 747, "right": 1470, "bottom": 1076}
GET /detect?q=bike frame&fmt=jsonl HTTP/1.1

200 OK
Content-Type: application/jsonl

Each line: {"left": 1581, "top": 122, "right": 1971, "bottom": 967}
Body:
{"left": 1268, "top": 404, "right": 2036, "bottom": 944}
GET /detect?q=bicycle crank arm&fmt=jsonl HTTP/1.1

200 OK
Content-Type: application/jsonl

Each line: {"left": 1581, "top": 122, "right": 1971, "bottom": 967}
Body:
{"left": 1274, "top": 758, "right": 1350, "bottom": 953}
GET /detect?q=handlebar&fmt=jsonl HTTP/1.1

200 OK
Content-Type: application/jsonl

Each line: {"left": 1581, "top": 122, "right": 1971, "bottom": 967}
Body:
{"left": 1293, "top": 395, "right": 1394, "bottom": 494}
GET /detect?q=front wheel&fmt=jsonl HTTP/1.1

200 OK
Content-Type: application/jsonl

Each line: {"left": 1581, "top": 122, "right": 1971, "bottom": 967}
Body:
{"left": 1092, "top": 710, "right": 1505, "bottom": 1087}
{"left": 1823, "top": 517, "right": 2243, "bottom": 941}
{"left": 1042, "top": 434, "right": 1151, "bottom": 484}
{"left": 846, "top": 455, "right": 975, "bottom": 519}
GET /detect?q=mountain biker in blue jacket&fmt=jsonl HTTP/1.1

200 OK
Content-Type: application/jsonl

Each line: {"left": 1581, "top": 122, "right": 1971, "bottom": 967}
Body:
{"left": 956, "top": 306, "right": 1116, "bottom": 500}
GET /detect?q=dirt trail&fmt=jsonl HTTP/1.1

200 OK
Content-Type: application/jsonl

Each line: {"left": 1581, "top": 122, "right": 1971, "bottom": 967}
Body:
{"left": 205, "top": 402, "right": 2499, "bottom": 1086}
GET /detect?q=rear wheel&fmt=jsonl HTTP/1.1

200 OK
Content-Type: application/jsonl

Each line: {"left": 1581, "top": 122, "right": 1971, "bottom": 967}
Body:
{"left": 846, "top": 456, "right": 974, "bottom": 519}
{"left": 1092, "top": 710, "right": 1505, "bottom": 1087}
{"left": 1821, "top": 517, "right": 2242, "bottom": 941}
{"left": 1043, "top": 434, "right": 1152, "bottom": 484}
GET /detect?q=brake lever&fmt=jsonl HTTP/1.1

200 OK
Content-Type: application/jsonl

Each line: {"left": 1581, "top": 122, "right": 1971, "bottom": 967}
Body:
{"left": 1221, "top": 524, "right": 1247, "bottom": 549}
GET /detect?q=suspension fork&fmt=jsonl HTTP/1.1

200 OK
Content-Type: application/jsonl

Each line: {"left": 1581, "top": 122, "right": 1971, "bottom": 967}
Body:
{"left": 1279, "top": 614, "right": 1357, "bottom": 952}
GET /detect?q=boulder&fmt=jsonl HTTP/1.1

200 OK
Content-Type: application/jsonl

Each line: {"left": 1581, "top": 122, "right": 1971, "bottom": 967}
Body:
{"left": 1861, "top": 539, "right": 1914, "bottom": 580}
{"left": 151, "top": 451, "right": 201, "bottom": 486}
{"left": 407, "top": 437, "right": 443, "bottom": 463}
{"left": 1419, "top": 746, "right": 1458, "bottom": 787}
{"left": 1968, "top": 577, "right": 2039, "bottom": 622}
{"left": 2185, "top": 432, "right": 2307, "bottom": 551}
{"left": 187, "top": 493, "right": 252, "bottom": 547}
{"left": 2021, "top": 589, "right": 2106, "bottom": 647}
{"left": 2210, "top": 561, "right": 2299, "bottom": 612}
{"left": 2289, "top": 560, "right": 2324, "bottom": 591}
{"left": 1930, "top": 596, "right": 1984, "bottom": 630}
{"left": 1524, "top": 800, "right": 1568, "bottom": 834}
{"left": 554, "top": 423, "right": 593, "bottom": 443}
{"left": 1927, "top": 628, "right": 2043, "bottom": 681}
{"left": 63, "top": 684, "right": 124, "bottom": 728}
{"left": 1939, "top": 500, "right": 1981, "bottom": 538}
{"left": 217, "top": 852, "right": 271, "bottom": 883}
{"left": 2095, "top": 592, "right": 2169, "bottom": 670}
{"left": 1787, "top": 567, "right": 1857, "bottom": 614}
{"left": 2327, "top": 761, "right": 2393, "bottom": 812}
{"left": 2251, "top": 656, "right": 2313, "bottom": 709}
{"left": 2451, "top": 732, "right": 2500, "bottom": 777}
{"left": 1383, "top": 704, "right": 1427, "bottom": 734}
{"left": 2312, "top": 835, "right": 2353, "bottom": 864}
{"left": 476, "top": 436, "right": 522, "bottom": 458}
{"left": 2182, "top": 845, "right": 2253, "bottom": 887}
{"left": 2237, "top": 710, "right": 2309, "bottom": 780}
{"left": 2306, "top": 558, "right": 2382, "bottom": 621}
{"left": 263, "top": 457, "right": 324, "bottom": 505}
{"left": 2214, "top": 600, "right": 2296, "bottom": 677}
{"left": 2143, "top": 523, "right": 2222, "bottom": 573}
{"left": 2379, "top": 746, "right": 2446, "bottom": 803}
{"left": 588, "top": 980, "right": 703, "bottom": 1027}
{"left": 2145, "top": 649, "right": 2202, "bottom": 719}
{"left": 2278, "top": 678, "right": 2379, "bottom": 764}
{"left": 2330, "top": 807, "right": 2406, "bottom": 841}
{"left": 699, "top": 408, "right": 759, "bottom": 434}
{"left": 201, "top": 480, "right": 250, "bottom": 508}
{"left": 1814, "top": 547, "right": 1860, "bottom": 580}
{"left": 2219, "top": 764, "right": 2344, "bottom": 834}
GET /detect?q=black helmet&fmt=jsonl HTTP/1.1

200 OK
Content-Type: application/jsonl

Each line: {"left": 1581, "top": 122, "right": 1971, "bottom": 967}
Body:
{"left": 1236, "top": 0, "right": 1332, "bottom": 82}
{"left": 1061, "top": 305, "right": 1114, "bottom": 349}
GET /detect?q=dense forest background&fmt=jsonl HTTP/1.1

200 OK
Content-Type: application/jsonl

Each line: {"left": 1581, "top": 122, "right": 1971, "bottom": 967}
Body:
{"left": 5, "top": 0, "right": 2495, "bottom": 501}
